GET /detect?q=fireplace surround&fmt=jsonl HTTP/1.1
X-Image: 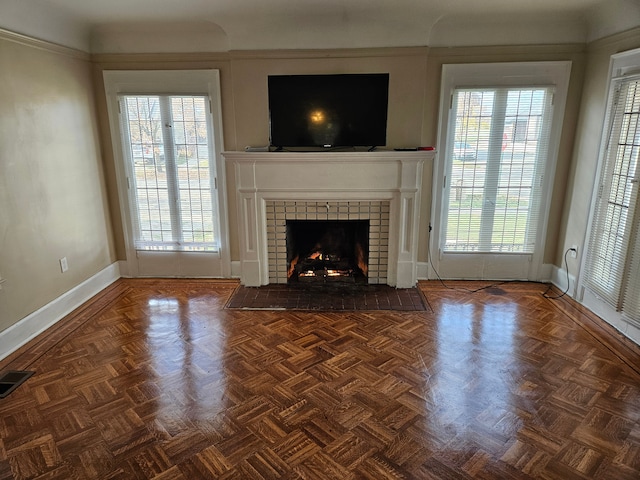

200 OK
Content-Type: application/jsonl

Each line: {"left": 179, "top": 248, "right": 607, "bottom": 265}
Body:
{"left": 224, "top": 151, "right": 432, "bottom": 288}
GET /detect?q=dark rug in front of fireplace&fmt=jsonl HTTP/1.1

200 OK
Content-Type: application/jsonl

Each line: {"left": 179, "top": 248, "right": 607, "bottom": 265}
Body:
{"left": 225, "top": 284, "right": 428, "bottom": 311}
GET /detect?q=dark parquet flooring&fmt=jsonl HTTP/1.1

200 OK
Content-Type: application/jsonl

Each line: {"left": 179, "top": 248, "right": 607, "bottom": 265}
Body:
{"left": 1, "top": 279, "right": 639, "bottom": 479}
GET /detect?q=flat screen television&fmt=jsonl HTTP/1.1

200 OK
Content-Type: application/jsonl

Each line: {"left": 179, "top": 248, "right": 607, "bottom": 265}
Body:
{"left": 268, "top": 73, "right": 389, "bottom": 149}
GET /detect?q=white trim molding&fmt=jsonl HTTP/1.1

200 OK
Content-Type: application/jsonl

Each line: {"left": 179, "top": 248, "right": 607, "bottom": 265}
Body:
{"left": 0, "top": 262, "right": 121, "bottom": 361}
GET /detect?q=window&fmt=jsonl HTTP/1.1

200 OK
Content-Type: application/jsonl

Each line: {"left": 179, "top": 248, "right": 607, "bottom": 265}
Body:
{"left": 584, "top": 74, "right": 640, "bottom": 323}
{"left": 122, "top": 95, "right": 219, "bottom": 251}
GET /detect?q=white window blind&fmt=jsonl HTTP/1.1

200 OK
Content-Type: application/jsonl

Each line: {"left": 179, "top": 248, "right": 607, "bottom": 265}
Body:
{"left": 120, "top": 95, "right": 219, "bottom": 252}
{"left": 444, "top": 87, "right": 553, "bottom": 253}
{"left": 585, "top": 76, "right": 640, "bottom": 322}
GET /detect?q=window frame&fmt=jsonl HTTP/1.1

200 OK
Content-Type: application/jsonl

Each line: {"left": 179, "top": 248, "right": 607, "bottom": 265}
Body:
{"left": 431, "top": 62, "right": 572, "bottom": 281}
{"left": 103, "top": 70, "right": 230, "bottom": 277}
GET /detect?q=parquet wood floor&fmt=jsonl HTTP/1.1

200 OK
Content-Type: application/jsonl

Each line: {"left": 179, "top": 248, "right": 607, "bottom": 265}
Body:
{"left": 1, "top": 279, "right": 639, "bottom": 479}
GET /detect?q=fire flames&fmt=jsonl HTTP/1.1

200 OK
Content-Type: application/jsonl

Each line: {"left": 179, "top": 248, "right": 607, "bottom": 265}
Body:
{"left": 355, "top": 242, "right": 367, "bottom": 276}
{"left": 286, "top": 221, "right": 369, "bottom": 284}
{"left": 287, "top": 255, "right": 299, "bottom": 278}
{"left": 288, "top": 246, "right": 361, "bottom": 282}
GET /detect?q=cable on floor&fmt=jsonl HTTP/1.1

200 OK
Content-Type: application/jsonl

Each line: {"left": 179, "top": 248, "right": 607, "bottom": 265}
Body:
{"left": 541, "top": 247, "right": 573, "bottom": 299}
{"left": 426, "top": 227, "right": 574, "bottom": 298}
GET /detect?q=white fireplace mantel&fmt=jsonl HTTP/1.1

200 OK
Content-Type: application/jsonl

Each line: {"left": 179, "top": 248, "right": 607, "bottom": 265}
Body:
{"left": 223, "top": 150, "right": 433, "bottom": 288}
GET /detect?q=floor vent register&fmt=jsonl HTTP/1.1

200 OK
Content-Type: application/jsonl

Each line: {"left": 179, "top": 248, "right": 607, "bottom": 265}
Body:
{"left": 0, "top": 370, "right": 35, "bottom": 398}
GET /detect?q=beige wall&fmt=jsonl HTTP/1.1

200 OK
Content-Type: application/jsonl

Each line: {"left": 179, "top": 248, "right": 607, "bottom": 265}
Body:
{"left": 0, "top": 34, "right": 114, "bottom": 332}
{"left": 229, "top": 48, "right": 428, "bottom": 149}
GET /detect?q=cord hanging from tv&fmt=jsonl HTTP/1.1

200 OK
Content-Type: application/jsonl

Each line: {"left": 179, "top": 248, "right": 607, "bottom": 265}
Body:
{"left": 268, "top": 73, "right": 389, "bottom": 150}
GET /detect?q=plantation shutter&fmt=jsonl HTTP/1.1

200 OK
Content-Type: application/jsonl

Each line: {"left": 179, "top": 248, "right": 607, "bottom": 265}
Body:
{"left": 444, "top": 87, "right": 553, "bottom": 253}
{"left": 585, "top": 76, "right": 640, "bottom": 322}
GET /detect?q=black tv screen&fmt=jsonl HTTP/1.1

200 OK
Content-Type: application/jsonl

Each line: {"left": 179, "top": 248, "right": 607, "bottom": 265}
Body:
{"left": 268, "top": 73, "right": 389, "bottom": 149}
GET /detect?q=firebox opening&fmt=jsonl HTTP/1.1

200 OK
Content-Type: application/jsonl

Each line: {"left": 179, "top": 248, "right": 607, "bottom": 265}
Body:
{"left": 286, "top": 220, "right": 369, "bottom": 284}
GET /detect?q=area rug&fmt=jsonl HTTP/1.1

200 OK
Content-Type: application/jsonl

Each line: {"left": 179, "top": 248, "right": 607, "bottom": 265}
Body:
{"left": 225, "top": 283, "right": 428, "bottom": 311}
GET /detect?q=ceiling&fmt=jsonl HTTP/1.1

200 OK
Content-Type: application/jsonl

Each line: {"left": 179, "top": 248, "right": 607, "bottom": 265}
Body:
{"left": 1, "top": 0, "right": 639, "bottom": 53}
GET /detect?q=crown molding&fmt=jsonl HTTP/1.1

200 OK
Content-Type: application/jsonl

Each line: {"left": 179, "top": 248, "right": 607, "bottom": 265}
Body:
{"left": 429, "top": 43, "right": 586, "bottom": 59}
{"left": 0, "top": 28, "right": 89, "bottom": 60}
{"left": 587, "top": 26, "right": 640, "bottom": 53}
{"left": 91, "top": 46, "right": 430, "bottom": 65}
{"left": 91, "top": 51, "right": 231, "bottom": 65}
{"left": 228, "top": 46, "right": 430, "bottom": 60}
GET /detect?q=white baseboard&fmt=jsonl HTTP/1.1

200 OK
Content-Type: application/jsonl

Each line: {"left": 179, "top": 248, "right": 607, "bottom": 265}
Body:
{"left": 547, "top": 263, "right": 577, "bottom": 298}
{"left": 117, "top": 259, "right": 130, "bottom": 277}
{"left": 417, "top": 261, "right": 572, "bottom": 290}
{"left": 416, "top": 262, "right": 430, "bottom": 280}
{"left": 231, "top": 261, "right": 242, "bottom": 279}
{"left": 623, "top": 321, "right": 640, "bottom": 345}
{"left": 0, "top": 262, "right": 122, "bottom": 362}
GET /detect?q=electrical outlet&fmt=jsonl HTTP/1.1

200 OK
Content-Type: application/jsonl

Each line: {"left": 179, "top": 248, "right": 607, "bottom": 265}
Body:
{"left": 570, "top": 245, "right": 578, "bottom": 259}
{"left": 60, "top": 257, "right": 69, "bottom": 273}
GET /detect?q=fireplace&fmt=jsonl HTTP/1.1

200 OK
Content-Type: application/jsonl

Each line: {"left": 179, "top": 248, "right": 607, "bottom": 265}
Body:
{"left": 224, "top": 150, "right": 432, "bottom": 288}
{"left": 266, "top": 200, "right": 389, "bottom": 284}
{"left": 287, "top": 219, "right": 369, "bottom": 284}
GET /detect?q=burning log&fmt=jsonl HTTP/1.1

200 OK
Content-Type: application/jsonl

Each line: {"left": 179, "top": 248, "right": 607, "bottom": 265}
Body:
{"left": 292, "top": 253, "right": 360, "bottom": 283}
{"left": 285, "top": 220, "right": 369, "bottom": 285}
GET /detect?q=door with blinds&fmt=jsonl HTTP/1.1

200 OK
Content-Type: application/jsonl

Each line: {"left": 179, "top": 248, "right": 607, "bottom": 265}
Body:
{"left": 434, "top": 83, "right": 557, "bottom": 279}
{"left": 103, "top": 70, "right": 230, "bottom": 278}
{"left": 121, "top": 94, "right": 225, "bottom": 276}
{"left": 582, "top": 66, "right": 640, "bottom": 330}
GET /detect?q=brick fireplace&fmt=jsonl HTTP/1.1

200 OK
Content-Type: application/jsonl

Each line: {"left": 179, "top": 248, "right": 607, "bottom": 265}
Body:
{"left": 224, "top": 151, "right": 432, "bottom": 288}
{"left": 268, "top": 200, "right": 389, "bottom": 284}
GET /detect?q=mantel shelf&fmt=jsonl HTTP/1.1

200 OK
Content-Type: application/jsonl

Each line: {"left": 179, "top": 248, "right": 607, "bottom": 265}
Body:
{"left": 223, "top": 150, "right": 435, "bottom": 163}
